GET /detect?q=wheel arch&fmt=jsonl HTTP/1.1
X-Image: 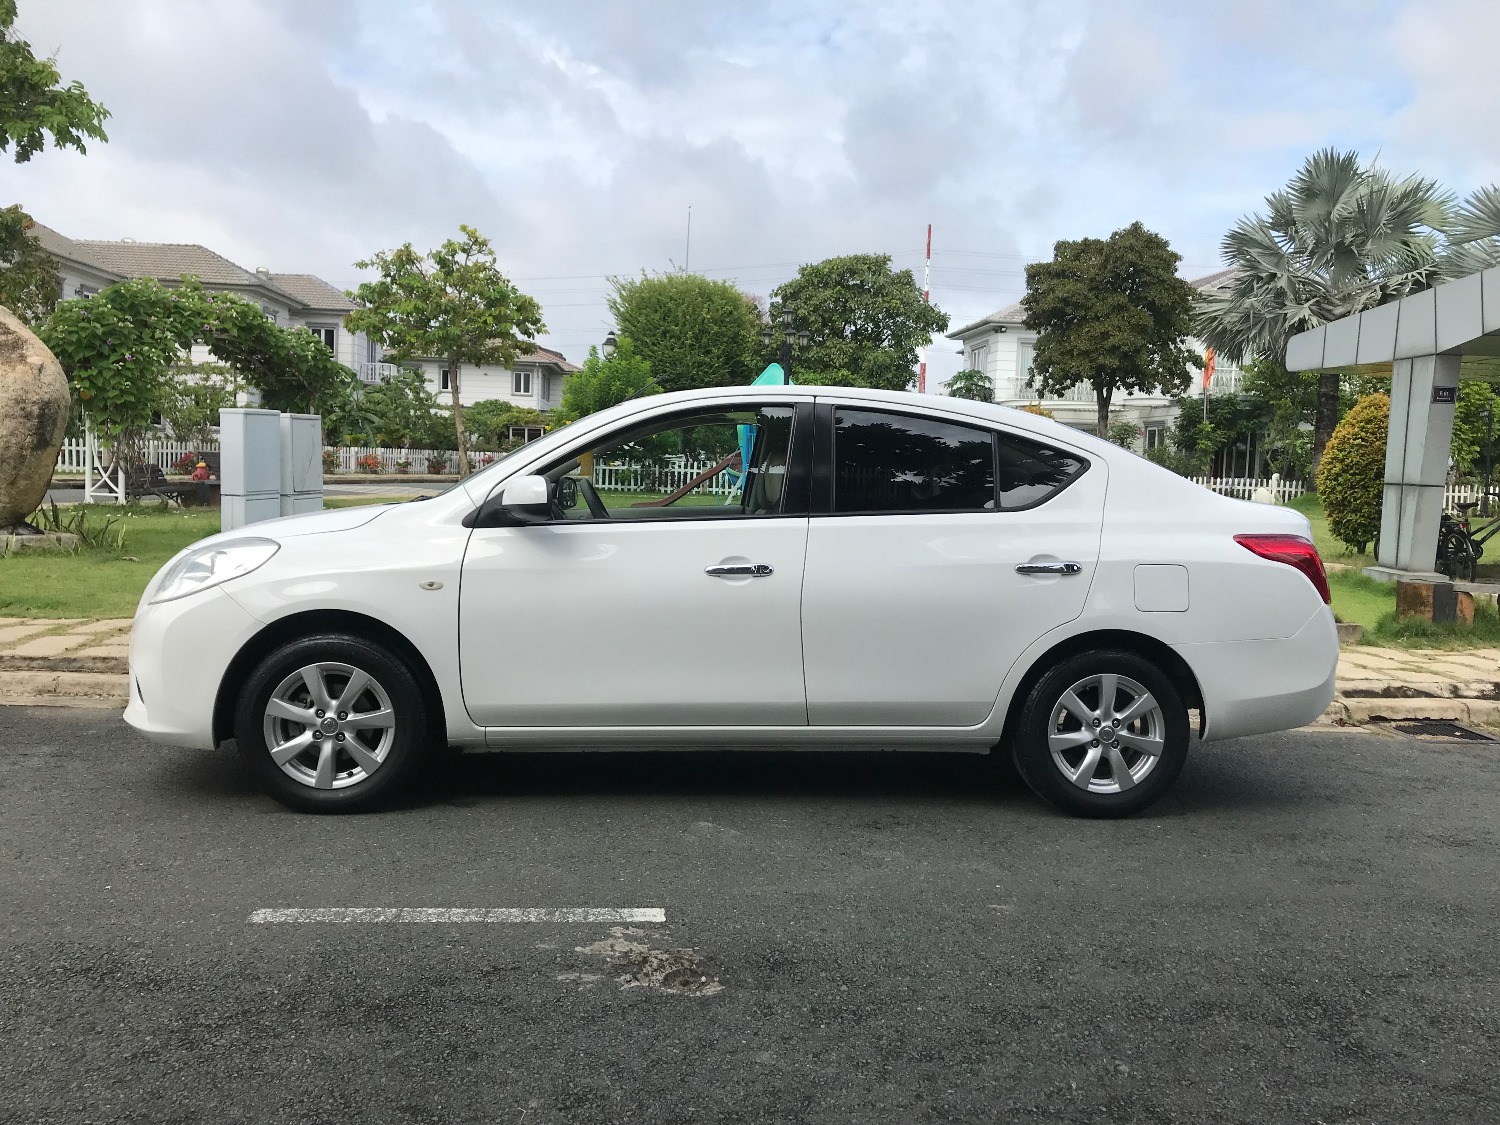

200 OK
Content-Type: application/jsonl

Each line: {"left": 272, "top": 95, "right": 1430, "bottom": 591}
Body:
{"left": 997, "top": 629, "right": 1206, "bottom": 750}
{"left": 212, "top": 609, "right": 446, "bottom": 747}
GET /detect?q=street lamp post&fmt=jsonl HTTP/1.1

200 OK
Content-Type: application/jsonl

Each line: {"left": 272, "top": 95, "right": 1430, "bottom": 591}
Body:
{"left": 762, "top": 310, "right": 810, "bottom": 378}
{"left": 602, "top": 330, "right": 618, "bottom": 359}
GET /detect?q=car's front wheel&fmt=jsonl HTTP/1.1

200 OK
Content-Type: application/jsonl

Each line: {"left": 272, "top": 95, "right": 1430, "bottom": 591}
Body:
{"left": 234, "top": 633, "right": 430, "bottom": 813}
{"left": 1012, "top": 650, "right": 1189, "bottom": 818}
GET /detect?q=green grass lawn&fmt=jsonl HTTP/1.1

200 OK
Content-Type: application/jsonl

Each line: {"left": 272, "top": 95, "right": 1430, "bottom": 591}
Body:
{"left": 1, "top": 505, "right": 222, "bottom": 619}
{"left": 1286, "top": 493, "right": 1375, "bottom": 567}
{"left": 0, "top": 499, "right": 401, "bottom": 619}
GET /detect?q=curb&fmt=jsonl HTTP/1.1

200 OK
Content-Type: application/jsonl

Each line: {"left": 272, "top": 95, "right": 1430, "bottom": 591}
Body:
{"left": 0, "top": 670, "right": 126, "bottom": 706}
{"left": 1318, "top": 696, "right": 1500, "bottom": 726}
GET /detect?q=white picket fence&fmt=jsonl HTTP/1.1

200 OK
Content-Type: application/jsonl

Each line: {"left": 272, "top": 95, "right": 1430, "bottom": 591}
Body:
{"left": 593, "top": 458, "right": 740, "bottom": 497}
{"left": 325, "top": 445, "right": 475, "bottom": 473}
{"left": 54, "top": 437, "right": 221, "bottom": 474}
{"left": 1189, "top": 476, "right": 1308, "bottom": 504}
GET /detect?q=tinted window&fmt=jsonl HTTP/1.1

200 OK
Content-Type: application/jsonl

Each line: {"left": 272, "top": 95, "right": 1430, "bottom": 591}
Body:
{"left": 995, "top": 432, "right": 1087, "bottom": 509}
{"left": 833, "top": 409, "right": 995, "bottom": 514}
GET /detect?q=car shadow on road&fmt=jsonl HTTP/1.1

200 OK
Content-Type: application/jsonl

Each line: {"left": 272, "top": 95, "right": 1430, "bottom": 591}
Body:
{"left": 416, "top": 748, "right": 1026, "bottom": 804}
{"left": 167, "top": 737, "right": 1312, "bottom": 819}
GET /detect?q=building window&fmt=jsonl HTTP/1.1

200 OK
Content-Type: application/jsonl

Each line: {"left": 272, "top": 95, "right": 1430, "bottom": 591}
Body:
{"left": 1144, "top": 424, "right": 1167, "bottom": 450}
{"left": 367, "top": 337, "right": 378, "bottom": 364}
{"left": 508, "top": 425, "right": 546, "bottom": 444}
{"left": 260, "top": 304, "right": 279, "bottom": 323}
{"left": 1017, "top": 341, "right": 1035, "bottom": 389}
{"left": 513, "top": 369, "right": 532, "bottom": 395}
{"left": 309, "top": 327, "right": 335, "bottom": 353}
{"left": 967, "top": 344, "right": 988, "bottom": 372}
{"left": 439, "top": 368, "right": 451, "bottom": 392}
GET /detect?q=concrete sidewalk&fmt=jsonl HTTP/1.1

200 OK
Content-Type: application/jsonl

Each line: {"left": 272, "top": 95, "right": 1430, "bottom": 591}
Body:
{"left": 4, "top": 616, "right": 1500, "bottom": 725}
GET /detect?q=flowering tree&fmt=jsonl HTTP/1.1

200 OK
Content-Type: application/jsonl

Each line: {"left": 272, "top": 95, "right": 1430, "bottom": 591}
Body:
{"left": 39, "top": 277, "right": 356, "bottom": 467}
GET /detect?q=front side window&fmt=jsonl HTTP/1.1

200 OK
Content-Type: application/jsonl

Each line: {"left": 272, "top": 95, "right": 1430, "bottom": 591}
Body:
{"left": 439, "top": 368, "right": 451, "bottom": 392}
{"left": 513, "top": 369, "right": 532, "bottom": 395}
{"left": 545, "top": 405, "right": 796, "bottom": 521}
{"left": 833, "top": 408, "right": 994, "bottom": 514}
{"left": 309, "top": 326, "right": 335, "bottom": 352}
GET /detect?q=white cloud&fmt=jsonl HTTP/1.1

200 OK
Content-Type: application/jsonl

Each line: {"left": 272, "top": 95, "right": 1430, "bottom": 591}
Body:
{"left": 5, "top": 0, "right": 1499, "bottom": 386}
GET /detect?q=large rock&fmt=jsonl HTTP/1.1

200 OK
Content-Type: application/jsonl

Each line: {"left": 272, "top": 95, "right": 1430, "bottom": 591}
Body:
{"left": 0, "top": 306, "right": 69, "bottom": 529}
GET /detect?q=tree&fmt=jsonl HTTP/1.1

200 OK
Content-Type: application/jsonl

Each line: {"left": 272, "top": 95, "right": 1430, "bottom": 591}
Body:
{"left": 0, "top": 205, "right": 57, "bottom": 323}
{"left": 463, "top": 398, "right": 549, "bottom": 451}
{"left": 39, "top": 277, "right": 357, "bottom": 464}
{"left": 1106, "top": 419, "right": 1141, "bottom": 448}
{"left": 1196, "top": 149, "right": 1450, "bottom": 468}
{"left": 353, "top": 368, "right": 442, "bottom": 448}
{"left": 347, "top": 226, "right": 544, "bottom": 477}
{"left": 158, "top": 362, "right": 238, "bottom": 447}
{"left": 945, "top": 369, "right": 993, "bottom": 401}
{"left": 1451, "top": 381, "right": 1497, "bottom": 478}
{"left": 555, "top": 335, "right": 656, "bottom": 424}
{"left": 0, "top": 0, "right": 109, "bottom": 162}
{"left": 768, "top": 254, "right": 949, "bottom": 390}
{"left": 1317, "top": 392, "right": 1389, "bottom": 554}
{"left": 607, "top": 273, "right": 760, "bottom": 392}
{"left": 1022, "top": 222, "right": 1198, "bottom": 438}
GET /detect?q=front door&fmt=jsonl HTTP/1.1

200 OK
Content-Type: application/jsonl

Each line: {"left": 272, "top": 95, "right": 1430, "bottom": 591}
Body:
{"left": 801, "top": 403, "right": 1104, "bottom": 726}
{"left": 459, "top": 401, "right": 810, "bottom": 727}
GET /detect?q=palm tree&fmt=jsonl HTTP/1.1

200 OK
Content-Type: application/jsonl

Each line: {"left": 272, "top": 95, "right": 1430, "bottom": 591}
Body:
{"left": 945, "top": 368, "right": 993, "bottom": 401}
{"left": 1444, "top": 185, "right": 1500, "bottom": 276}
{"left": 1195, "top": 148, "right": 1451, "bottom": 467}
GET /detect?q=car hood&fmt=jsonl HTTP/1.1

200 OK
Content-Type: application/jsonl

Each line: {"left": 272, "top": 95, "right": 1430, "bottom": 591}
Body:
{"left": 192, "top": 504, "right": 395, "bottom": 549}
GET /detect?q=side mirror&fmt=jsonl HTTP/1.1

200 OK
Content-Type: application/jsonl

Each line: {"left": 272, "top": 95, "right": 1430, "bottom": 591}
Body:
{"left": 465, "top": 475, "right": 551, "bottom": 528}
{"left": 498, "top": 475, "right": 551, "bottom": 523}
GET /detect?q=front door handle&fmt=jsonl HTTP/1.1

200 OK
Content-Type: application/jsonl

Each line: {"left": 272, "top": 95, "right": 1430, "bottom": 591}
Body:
{"left": 705, "top": 563, "right": 774, "bottom": 578}
{"left": 1015, "top": 561, "right": 1083, "bottom": 576}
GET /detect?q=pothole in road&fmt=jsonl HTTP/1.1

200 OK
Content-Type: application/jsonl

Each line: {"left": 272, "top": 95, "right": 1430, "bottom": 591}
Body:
{"left": 574, "top": 926, "right": 724, "bottom": 996}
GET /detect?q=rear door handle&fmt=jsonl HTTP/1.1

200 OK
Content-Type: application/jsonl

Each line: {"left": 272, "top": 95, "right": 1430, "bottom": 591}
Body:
{"left": 1015, "top": 561, "right": 1082, "bottom": 575}
{"left": 705, "top": 563, "right": 774, "bottom": 578}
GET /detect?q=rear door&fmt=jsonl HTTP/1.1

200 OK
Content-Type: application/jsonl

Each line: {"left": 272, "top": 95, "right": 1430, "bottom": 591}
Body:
{"left": 800, "top": 401, "right": 1104, "bottom": 726}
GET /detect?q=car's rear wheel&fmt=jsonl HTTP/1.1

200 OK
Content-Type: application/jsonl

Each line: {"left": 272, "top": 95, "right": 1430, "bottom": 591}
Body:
{"left": 1012, "top": 650, "right": 1189, "bottom": 818}
{"left": 234, "top": 633, "right": 430, "bottom": 813}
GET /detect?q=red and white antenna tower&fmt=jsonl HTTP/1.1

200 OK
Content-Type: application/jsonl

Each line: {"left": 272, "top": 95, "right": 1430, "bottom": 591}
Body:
{"left": 917, "top": 223, "right": 932, "bottom": 393}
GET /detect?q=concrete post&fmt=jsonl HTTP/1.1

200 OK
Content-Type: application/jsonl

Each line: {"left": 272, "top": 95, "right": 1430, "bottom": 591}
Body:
{"left": 1368, "top": 354, "right": 1460, "bottom": 581}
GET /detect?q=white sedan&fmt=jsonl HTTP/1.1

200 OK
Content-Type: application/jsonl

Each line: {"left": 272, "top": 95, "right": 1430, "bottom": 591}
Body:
{"left": 125, "top": 386, "right": 1338, "bottom": 817}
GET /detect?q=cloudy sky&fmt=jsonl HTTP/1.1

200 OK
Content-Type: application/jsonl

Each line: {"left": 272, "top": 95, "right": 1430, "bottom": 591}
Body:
{"left": 7, "top": 0, "right": 1499, "bottom": 385}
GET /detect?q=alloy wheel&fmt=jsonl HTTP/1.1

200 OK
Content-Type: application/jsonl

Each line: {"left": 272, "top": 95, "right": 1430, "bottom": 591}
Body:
{"left": 1046, "top": 672, "right": 1165, "bottom": 794}
{"left": 262, "top": 662, "right": 397, "bottom": 790}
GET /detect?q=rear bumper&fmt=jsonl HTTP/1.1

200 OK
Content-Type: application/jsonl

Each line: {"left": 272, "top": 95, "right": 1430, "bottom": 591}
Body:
{"left": 1175, "top": 608, "right": 1339, "bottom": 743}
{"left": 123, "top": 588, "right": 263, "bottom": 749}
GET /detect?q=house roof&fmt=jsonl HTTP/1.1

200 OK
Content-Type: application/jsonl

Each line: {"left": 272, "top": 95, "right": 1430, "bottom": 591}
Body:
{"left": 947, "top": 268, "right": 1242, "bottom": 339}
{"left": 517, "top": 345, "right": 579, "bottom": 373}
{"left": 70, "top": 239, "right": 296, "bottom": 295}
{"left": 268, "top": 272, "right": 355, "bottom": 311}
{"left": 28, "top": 222, "right": 123, "bottom": 280}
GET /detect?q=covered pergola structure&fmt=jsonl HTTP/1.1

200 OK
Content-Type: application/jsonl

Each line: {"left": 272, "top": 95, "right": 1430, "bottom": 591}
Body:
{"left": 1286, "top": 268, "right": 1500, "bottom": 582}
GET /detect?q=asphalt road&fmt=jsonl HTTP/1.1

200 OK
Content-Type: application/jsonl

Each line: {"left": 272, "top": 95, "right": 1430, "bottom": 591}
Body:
{"left": 2, "top": 707, "right": 1498, "bottom": 1124}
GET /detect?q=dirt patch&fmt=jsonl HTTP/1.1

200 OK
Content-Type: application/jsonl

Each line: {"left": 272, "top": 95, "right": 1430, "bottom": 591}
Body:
{"left": 575, "top": 926, "right": 724, "bottom": 996}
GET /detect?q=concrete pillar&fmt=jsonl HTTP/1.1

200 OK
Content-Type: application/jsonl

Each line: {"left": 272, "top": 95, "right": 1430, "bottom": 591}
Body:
{"left": 1367, "top": 354, "right": 1459, "bottom": 581}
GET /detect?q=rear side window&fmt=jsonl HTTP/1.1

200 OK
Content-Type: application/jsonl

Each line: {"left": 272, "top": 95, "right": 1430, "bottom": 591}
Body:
{"left": 995, "top": 431, "right": 1087, "bottom": 509}
{"left": 833, "top": 408, "right": 995, "bottom": 514}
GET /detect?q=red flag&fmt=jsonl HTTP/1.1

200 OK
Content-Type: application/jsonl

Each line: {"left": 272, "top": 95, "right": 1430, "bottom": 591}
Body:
{"left": 1202, "top": 348, "right": 1216, "bottom": 390}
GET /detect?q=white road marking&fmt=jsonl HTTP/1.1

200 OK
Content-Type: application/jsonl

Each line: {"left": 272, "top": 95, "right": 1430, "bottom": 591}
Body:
{"left": 247, "top": 907, "right": 666, "bottom": 924}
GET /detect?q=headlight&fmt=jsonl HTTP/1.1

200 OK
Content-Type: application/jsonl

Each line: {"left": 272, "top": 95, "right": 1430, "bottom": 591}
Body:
{"left": 150, "top": 538, "right": 280, "bottom": 604}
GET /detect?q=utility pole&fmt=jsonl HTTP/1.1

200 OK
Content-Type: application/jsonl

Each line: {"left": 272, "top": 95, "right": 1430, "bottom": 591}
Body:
{"left": 917, "top": 223, "right": 932, "bottom": 392}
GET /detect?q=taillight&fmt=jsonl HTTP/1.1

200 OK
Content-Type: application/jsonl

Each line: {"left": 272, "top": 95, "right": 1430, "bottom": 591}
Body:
{"left": 1233, "top": 534, "right": 1331, "bottom": 604}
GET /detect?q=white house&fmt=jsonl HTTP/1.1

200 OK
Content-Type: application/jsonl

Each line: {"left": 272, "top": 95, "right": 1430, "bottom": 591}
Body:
{"left": 411, "top": 346, "right": 579, "bottom": 414}
{"left": 945, "top": 268, "right": 1246, "bottom": 450}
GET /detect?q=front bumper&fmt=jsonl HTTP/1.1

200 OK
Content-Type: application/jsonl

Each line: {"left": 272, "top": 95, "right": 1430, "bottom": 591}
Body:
{"left": 1175, "top": 607, "right": 1339, "bottom": 743}
{"left": 123, "top": 588, "right": 264, "bottom": 749}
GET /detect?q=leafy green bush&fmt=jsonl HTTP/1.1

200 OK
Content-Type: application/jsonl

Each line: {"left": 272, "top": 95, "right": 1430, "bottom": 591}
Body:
{"left": 1316, "top": 392, "right": 1388, "bottom": 553}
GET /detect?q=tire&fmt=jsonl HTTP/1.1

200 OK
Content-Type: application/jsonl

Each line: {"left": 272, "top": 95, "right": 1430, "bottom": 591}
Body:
{"left": 1011, "top": 650, "right": 1190, "bottom": 818}
{"left": 1438, "top": 531, "right": 1477, "bottom": 582}
{"left": 234, "top": 633, "right": 431, "bottom": 813}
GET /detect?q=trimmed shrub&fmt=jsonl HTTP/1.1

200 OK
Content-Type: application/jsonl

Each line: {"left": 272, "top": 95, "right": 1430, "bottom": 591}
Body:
{"left": 1317, "top": 392, "right": 1388, "bottom": 553}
